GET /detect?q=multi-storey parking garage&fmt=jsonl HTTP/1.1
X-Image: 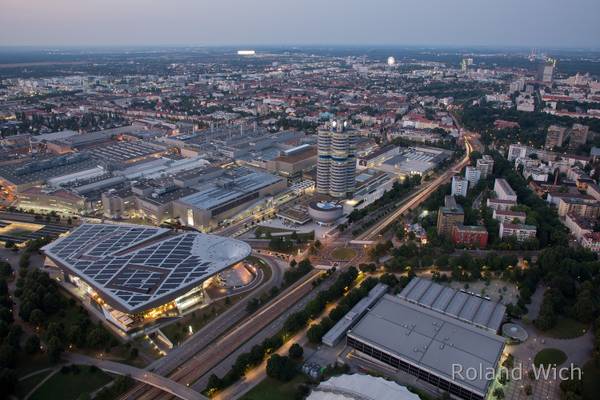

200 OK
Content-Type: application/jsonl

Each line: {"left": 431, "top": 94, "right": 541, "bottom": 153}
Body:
{"left": 42, "top": 223, "right": 251, "bottom": 333}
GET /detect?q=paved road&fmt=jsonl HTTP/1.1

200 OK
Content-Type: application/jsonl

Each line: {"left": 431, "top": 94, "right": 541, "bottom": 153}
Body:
{"left": 141, "top": 269, "right": 324, "bottom": 400}
{"left": 65, "top": 353, "right": 208, "bottom": 400}
{"left": 357, "top": 137, "right": 474, "bottom": 241}
{"left": 121, "top": 254, "right": 285, "bottom": 399}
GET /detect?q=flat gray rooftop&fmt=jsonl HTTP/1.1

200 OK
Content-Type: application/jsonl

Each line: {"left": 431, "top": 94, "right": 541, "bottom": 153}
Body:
{"left": 178, "top": 168, "right": 282, "bottom": 211}
{"left": 398, "top": 277, "right": 506, "bottom": 332}
{"left": 348, "top": 295, "right": 505, "bottom": 396}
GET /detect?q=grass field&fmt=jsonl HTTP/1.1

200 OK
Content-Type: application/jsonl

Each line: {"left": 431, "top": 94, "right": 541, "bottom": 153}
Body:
{"left": 29, "top": 365, "right": 113, "bottom": 400}
{"left": 330, "top": 247, "right": 357, "bottom": 261}
{"left": 533, "top": 348, "right": 567, "bottom": 367}
{"left": 582, "top": 360, "right": 600, "bottom": 400}
{"left": 240, "top": 375, "right": 309, "bottom": 400}
{"left": 15, "top": 369, "right": 54, "bottom": 399}
{"left": 544, "top": 317, "right": 588, "bottom": 339}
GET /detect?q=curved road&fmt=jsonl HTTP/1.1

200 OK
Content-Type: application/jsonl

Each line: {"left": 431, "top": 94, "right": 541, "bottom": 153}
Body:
{"left": 119, "top": 253, "right": 284, "bottom": 399}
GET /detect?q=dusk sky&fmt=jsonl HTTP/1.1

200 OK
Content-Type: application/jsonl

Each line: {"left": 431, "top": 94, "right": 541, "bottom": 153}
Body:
{"left": 1, "top": 0, "right": 599, "bottom": 48}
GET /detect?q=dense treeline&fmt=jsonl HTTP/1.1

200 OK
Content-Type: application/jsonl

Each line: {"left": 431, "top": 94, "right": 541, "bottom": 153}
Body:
{"left": 459, "top": 102, "right": 600, "bottom": 150}
{"left": 205, "top": 265, "right": 361, "bottom": 394}
{"left": 534, "top": 246, "right": 600, "bottom": 334}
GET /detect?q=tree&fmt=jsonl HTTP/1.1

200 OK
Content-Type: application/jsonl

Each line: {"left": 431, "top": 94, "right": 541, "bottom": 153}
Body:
{"left": 29, "top": 309, "right": 46, "bottom": 328}
{"left": 266, "top": 354, "right": 297, "bottom": 382}
{"left": 47, "top": 336, "right": 64, "bottom": 363}
{"left": 206, "top": 373, "right": 223, "bottom": 393}
{"left": 288, "top": 343, "right": 304, "bottom": 360}
{"left": 25, "top": 335, "right": 40, "bottom": 354}
{"left": 492, "top": 388, "right": 505, "bottom": 399}
{"left": 0, "top": 368, "right": 17, "bottom": 398}
{"left": 0, "top": 344, "right": 16, "bottom": 368}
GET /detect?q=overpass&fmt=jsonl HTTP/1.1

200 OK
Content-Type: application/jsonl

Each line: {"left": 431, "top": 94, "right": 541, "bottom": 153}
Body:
{"left": 64, "top": 353, "right": 208, "bottom": 400}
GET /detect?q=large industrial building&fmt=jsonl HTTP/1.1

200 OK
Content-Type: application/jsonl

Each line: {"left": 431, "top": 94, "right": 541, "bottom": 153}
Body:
{"left": 173, "top": 168, "right": 286, "bottom": 230}
{"left": 43, "top": 223, "right": 252, "bottom": 333}
{"left": 358, "top": 145, "right": 452, "bottom": 178}
{"left": 317, "top": 120, "right": 357, "bottom": 198}
{"left": 398, "top": 277, "right": 506, "bottom": 333}
{"left": 346, "top": 293, "right": 505, "bottom": 400}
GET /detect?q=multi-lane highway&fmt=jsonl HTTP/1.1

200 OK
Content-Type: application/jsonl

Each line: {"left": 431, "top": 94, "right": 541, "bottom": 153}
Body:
{"left": 123, "top": 133, "right": 478, "bottom": 400}
{"left": 126, "top": 268, "right": 324, "bottom": 400}
{"left": 120, "top": 254, "right": 285, "bottom": 399}
{"left": 65, "top": 353, "right": 208, "bottom": 400}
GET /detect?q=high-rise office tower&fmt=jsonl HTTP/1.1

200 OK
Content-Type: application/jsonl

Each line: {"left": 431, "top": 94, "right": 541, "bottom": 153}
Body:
{"left": 317, "top": 120, "right": 357, "bottom": 198}
{"left": 538, "top": 58, "right": 556, "bottom": 83}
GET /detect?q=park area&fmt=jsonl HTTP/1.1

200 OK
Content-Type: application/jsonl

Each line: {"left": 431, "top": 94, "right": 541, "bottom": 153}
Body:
{"left": 330, "top": 247, "right": 357, "bottom": 261}
{"left": 28, "top": 365, "right": 113, "bottom": 400}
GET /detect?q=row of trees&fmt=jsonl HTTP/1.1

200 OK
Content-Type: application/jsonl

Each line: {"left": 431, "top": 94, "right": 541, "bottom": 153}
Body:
{"left": 205, "top": 266, "right": 360, "bottom": 395}
{"left": 307, "top": 276, "right": 390, "bottom": 344}
{"left": 246, "top": 259, "right": 317, "bottom": 315}
{"left": 1, "top": 238, "right": 52, "bottom": 398}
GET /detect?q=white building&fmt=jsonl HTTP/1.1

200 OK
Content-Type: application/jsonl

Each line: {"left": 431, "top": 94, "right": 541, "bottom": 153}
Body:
{"left": 487, "top": 198, "right": 517, "bottom": 211}
{"left": 308, "top": 374, "right": 420, "bottom": 400}
{"left": 451, "top": 175, "right": 468, "bottom": 197}
{"left": 476, "top": 155, "right": 494, "bottom": 178}
{"left": 499, "top": 222, "right": 537, "bottom": 241}
{"left": 494, "top": 178, "right": 517, "bottom": 202}
{"left": 493, "top": 209, "right": 526, "bottom": 224}
{"left": 465, "top": 166, "right": 481, "bottom": 187}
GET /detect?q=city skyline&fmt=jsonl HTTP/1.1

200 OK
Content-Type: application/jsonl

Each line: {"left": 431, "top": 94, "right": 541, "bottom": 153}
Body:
{"left": 1, "top": 0, "right": 599, "bottom": 48}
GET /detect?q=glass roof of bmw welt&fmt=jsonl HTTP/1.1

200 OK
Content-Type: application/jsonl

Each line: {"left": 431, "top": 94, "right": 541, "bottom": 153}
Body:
{"left": 42, "top": 223, "right": 252, "bottom": 313}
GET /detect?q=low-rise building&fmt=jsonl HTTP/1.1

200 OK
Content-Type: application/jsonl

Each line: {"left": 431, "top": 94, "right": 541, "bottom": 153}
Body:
{"left": 499, "top": 222, "right": 537, "bottom": 241}
{"left": 582, "top": 232, "right": 600, "bottom": 253}
{"left": 494, "top": 178, "right": 517, "bottom": 201}
{"left": 564, "top": 213, "right": 594, "bottom": 241}
{"left": 557, "top": 198, "right": 600, "bottom": 219}
{"left": 492, "top": 209, "right": 526, "bottom": 224}
{"left": 486, "top": 197, "right": 517, "bottom": 211}
{"left": 451, "top": 225, "right": 489, "bottom": 248}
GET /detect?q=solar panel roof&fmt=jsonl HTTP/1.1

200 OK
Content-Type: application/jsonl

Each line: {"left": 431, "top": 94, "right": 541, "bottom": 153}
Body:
{"left": 43, "top": 223, "right": 251, "bottom": 313}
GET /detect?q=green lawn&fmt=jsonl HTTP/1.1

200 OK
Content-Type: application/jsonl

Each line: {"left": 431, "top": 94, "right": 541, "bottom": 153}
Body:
{"left": 582, "top": 361, "right": 600, "bottom": 400}
{"left": 533, "top": 348, "right": 567, "bottom": 367}
{"left": 241, "top": 375, "right": 309, "bottom": 400}
{"left": 29, "top": 365, "right": 113, "bottom": 400}
{"left": 330, "top": 247, "right": 357, "bottom": 261}
{"left": 545, "top": 317, "right": 588, "bottom": 339}
{"left": 15, "top": 352, "right": 54, "bottom": 378}
{"left": 15, "top": 369, "right": 54, "bottom": 399}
